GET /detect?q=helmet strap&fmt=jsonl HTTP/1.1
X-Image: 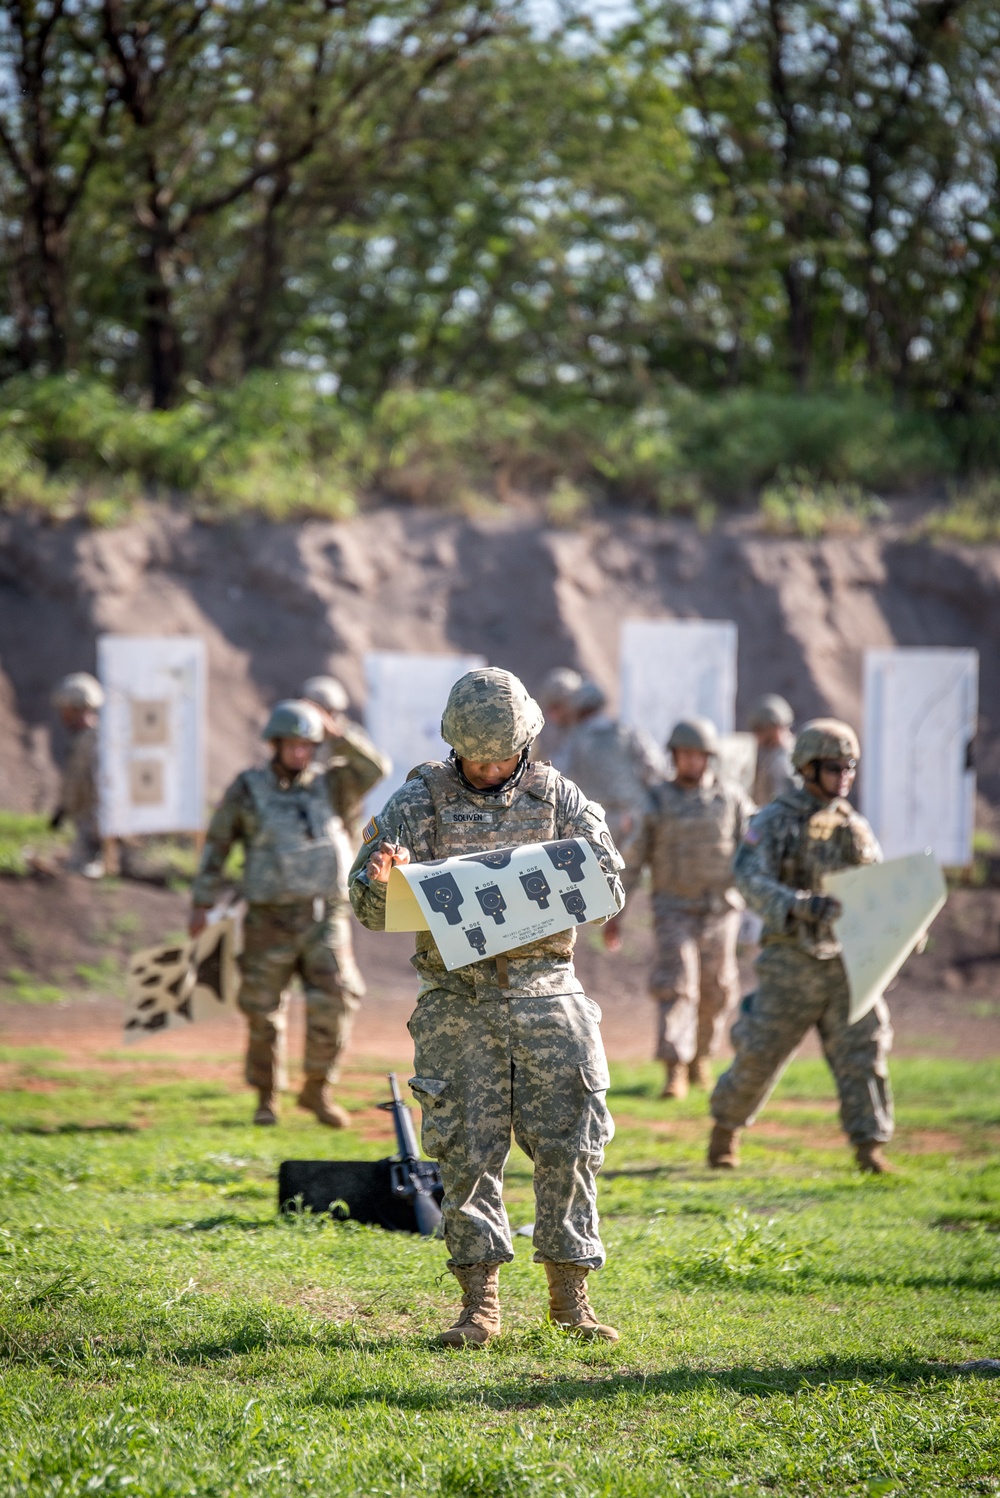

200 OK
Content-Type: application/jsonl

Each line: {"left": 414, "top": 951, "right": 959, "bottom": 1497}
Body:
{"left": 450, "top": 747, "right": 530, "bottom": 797}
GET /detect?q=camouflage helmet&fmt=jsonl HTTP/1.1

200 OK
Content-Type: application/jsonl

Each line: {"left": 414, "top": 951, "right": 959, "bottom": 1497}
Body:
{"left": 537, "top": 666, "right": 583, "bottom": 710}
{"left": 748, "top": 693, "right": 794, "bottom": 730}
{"left": 667, "top": 716, "right": 720, "bottom": 755}
{"left": 262, "top": 698, "right": 325, "bottom": 744}
{"left": 300, "top": 674, "right": 349, "bottom": 714}
{"left": 792, "top": 717, "right": 860, "bottom": 769}
{"left": 441, "top": 668, "right": 544, "bottom": 761}
{"left": 571, "top": 679, "right": 607, "bottom": 715}
{"left": 52, "top": 672, "right": 104, "bottom": 711}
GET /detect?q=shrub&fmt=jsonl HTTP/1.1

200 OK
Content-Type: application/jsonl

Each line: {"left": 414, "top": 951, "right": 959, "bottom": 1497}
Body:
{"left": 926, "top": 476, "right": 1000, "bottom": 544}
{"left": 759, "top": 475, "right": 888, "bottom": 538}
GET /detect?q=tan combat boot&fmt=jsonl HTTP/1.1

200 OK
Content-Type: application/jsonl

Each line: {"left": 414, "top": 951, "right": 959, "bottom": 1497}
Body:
{"left": 688, "top": 1056, "right": 713, "bottom": 1090}
{"left": 660, "top": 1062, "right": 689, "bottom": 1100}
{"left": 543, "top": 1262, "right": 619, "bottom": 1342}
{"left": 708, "top": 1123, "right": 740, "bottom": 1168}
{"left": 855, "top": 1141, "right": 894, "bottom": 1175}
{"left": 296, "top": 1077, "right": 350, "bottom": 1128}
{"left": 253, "top": 1090, "right": 277, "bottom": 1126}
{"left": 439, "top": 1261, "right": 502, "bottom": 1348}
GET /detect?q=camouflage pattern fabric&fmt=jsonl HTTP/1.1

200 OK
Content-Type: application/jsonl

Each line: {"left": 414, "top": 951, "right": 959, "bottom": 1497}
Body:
{"left": 409, "top": 988, "right": 612, "bottom": 1266}
{"left": 350, "top": 757, "right": 623, "bottom": 1266}
{"left": 560, "top": 714, "right": 663, "bottom": 863}
{"left": 628, "top": 773, "right": 755, "bottom": 904}
{"left": 61, "top": 725, "right": 102, "bottom": 871}
{"left": 239, "top": 900, "right": 361, "bottom": 1091}
{"left": 733, "top": 785, "right": 882, "bottom": 958}
{"left": 711, "top": 784, "right": 892, "bottom": 1143}
{"left": 650, "top": 901, "right": 741, "bottom": 1064}
{"left": 710, "top": 944, "right": 894, "bottom": 1142}
{"left": 751, "top": 741, "right": 796, "bottom": 808}
{"left": 313, "top": 719, "right": 389, "bottom": 848}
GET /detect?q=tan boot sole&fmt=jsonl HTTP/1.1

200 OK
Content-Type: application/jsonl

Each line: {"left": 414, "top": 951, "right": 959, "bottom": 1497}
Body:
{"left": 438, "top": 1325, "right": 498, "bottom": 1348}
{"left": 253, "top": 1107, "right": 277, "bottom": 1126}
{"left": 296, "top": 1095, "right": 350, "bottom": 1128}
{"left": 555, "top": 1321, "right": 619, "bottom": 1342}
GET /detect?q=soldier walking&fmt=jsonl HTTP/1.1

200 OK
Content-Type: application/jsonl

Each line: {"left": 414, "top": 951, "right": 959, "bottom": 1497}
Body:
{"left": 190, "top": 699, "right": 385, "bottom": 1128}
{"left": 749, "top": 694, "right": 796, "bottom": 807}
{"left": 51, "top": 672, "right": 105, "bottom": 879}
{"left": 298, "top": 674, "right": 390, "bottom": 848}
{"left": 617, "top": 718, "right": 755, "bottom": 1100}
{"left": 349, "top": 668, "right": 624, "bottom": 1348}
{"left": 708, "top": 719, "right": 894, "bottom": 1174}
{"left": 532, "top": 666, "right": 583, "bottom": 770}
{"left": 560, "top": 679, "right": 664, "bottom": 872}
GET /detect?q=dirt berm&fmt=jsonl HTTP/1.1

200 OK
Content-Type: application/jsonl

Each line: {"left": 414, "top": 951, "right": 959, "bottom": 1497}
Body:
{"left": 1, "top": 504, "right": 998, "bottom": 818}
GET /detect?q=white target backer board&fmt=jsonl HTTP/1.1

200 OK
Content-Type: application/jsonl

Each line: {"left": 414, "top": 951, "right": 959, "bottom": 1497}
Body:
{"left": 98, "top": 635, "right": 206, "bottom": 837}
{"left": 862, "top": 648, "right": 978, "bottom": 867}
{"left": 620, "top": 619, "right": 737, "bottom": 750}
{"left": 363, "top": 651, "right": 485, "bottom": 814}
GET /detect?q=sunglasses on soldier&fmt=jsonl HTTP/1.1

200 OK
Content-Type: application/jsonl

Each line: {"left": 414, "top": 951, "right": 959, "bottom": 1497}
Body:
{"left": 818, "top": 757, "right": 857, "bottom": 775}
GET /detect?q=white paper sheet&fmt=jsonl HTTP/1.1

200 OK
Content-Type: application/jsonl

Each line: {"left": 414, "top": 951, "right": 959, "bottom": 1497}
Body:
{"left": 825, "top": 851, "right": 947, "bottom": 1024}
{"left": 98, "top": 635, "right": 206, "bottom": 837}
{"left": 718, "top": 732, "right": 758, "bottom": 794}
{"left": 363, "top": 651, "right": 486, "bottom": 816}
{"left": 619, "top": 618, "right": 737, "bottom": 749}
{"left": 862, "top": 648, "right": 978, "bottom": 867}
{"left": 386, "top": 838, "right": 617, "bottom": 970}
{"left": 123, "top": 918, "right": 239, "bottom": 1041}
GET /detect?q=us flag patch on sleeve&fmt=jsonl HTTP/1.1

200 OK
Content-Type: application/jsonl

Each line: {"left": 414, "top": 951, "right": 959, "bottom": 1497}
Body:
{"left": 362, "top": 816, "right": 380, "bottom": 845}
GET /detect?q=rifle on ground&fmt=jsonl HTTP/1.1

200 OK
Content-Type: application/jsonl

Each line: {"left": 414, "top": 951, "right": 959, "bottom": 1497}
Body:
{"left": 378, "top": 1072, "right": 443, "bottom": 1238}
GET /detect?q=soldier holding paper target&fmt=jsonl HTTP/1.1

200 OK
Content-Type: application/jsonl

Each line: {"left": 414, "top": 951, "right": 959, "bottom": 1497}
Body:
{"left": 349, "top": 667, "right": 624, "bottom": 1349}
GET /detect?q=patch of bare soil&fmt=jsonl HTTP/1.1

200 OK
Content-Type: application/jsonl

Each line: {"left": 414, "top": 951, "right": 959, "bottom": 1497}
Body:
{"left": 2, "top": 875, "right": 1000, "bottom": 1086}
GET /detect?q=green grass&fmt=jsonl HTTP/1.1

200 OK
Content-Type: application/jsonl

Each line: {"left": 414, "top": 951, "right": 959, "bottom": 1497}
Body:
{"left": 1, "top": 1052, "right": 999, "bottom": 1495}
{"left": 0, "top": 811, "right": 69, "bottom": 878}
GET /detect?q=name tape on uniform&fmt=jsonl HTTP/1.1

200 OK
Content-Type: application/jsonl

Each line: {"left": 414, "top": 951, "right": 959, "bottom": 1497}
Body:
{"left": 385, "top": 837, "right": 617, "bottom": 970}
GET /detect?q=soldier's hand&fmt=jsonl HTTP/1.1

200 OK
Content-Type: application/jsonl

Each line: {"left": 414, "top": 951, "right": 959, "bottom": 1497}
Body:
{"left": 602, "top": 916, "right": 623, "bottom": 953}
{"left": 316, "top": 706, "right": 345, "bottom": 739}
{"left": 189, "top": 906, "right": 210, "bottom": 938}
{"left": 366, "top": 843, "right": 410, "bottom": 884}
{"left": 803, "top": 894, "right": 842, "bottom": 923}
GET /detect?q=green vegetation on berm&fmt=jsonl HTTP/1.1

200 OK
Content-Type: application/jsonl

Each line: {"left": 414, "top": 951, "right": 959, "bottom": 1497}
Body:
{"left": 1, "top": 1052, "right": 999, "bottom": 1496}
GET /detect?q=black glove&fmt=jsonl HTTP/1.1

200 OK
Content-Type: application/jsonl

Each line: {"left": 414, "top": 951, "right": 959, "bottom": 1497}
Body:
{"left": 801, "top": 893, "right": 842, "bottom": 923}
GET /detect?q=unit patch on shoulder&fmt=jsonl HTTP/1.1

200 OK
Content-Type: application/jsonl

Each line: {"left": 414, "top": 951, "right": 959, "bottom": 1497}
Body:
{"left": 441, "top": 809, "right": 495, "bottom": 824}
{"left": 362, "top": 816, "right": 381, "bottom": 845}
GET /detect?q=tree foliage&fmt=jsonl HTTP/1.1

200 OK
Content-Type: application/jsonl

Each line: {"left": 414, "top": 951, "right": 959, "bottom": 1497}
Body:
{"left": 0, "top": 0, "right": 998, "bottom": 421}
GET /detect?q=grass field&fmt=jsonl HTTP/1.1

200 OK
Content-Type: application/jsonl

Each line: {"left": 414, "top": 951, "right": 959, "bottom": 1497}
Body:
{"left": 1, "top": 1048, "right": 999, "bottom": 1496}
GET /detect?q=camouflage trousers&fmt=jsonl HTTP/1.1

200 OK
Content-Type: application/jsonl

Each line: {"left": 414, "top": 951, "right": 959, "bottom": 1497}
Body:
{"left": 408, "top": 987, "right": 613, "bottom": 1268}
{"left": 239, "top": 900, "right": 362, "bottom": 1093}
{"left": 66, "top": 813, "right": 102, "bottom": 873}
{"left": 650, "top": 898, "right": 740, "bottom": 1065}
{"left": 710, "top": 943, "right": 894, "bottom": 1144}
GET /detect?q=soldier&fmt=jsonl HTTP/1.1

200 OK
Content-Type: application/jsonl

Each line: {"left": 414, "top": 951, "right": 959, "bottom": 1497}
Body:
{"left": 190, "top": 698, "right": 379, "bottom": 1128}
{"left": 749, "top": 694, "right": 796, "bottom": 807}
{"left": 532, "top": 666, "right": 583, "bottom": 770}
{"left": 560, "top": 679, "right": 664, "bottom": 872}
{"left": 349, "top": 667, "right": 624, "bottom": 1348}
{"left": 299, "top": 674, "right": 390, "bottom": 847}
{"left": 51, "top": 672, "right": 105, "bottom": 879}
{"left": 708, "top": 718, "right": 894, "bottom": 1174}
{"left": 617, "top": 718, "right": 755, "bottom": 1100}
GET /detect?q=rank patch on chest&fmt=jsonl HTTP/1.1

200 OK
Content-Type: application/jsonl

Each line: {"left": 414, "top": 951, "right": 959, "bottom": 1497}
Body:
{"left": 441, "top": 810, "right": 495, "bottom": 824}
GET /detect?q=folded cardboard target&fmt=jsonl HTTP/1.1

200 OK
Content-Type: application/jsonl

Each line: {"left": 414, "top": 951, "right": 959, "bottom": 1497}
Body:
{"left": 123, "top": 919, "right": 239, "bottom": 1040}
{"left": 386, "top": 837, "right": 617, "bottom": 971}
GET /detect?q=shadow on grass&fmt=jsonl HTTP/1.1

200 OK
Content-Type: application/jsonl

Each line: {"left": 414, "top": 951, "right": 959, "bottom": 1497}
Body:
{"left": 305, "top": 1354, "right": 982, "bottom": 1412}
{"left": 162, "top": 1213, "right": 276, "bottom": 1233}
{"left": 603, "top": 1165, "right": 686, "bottom": 1181}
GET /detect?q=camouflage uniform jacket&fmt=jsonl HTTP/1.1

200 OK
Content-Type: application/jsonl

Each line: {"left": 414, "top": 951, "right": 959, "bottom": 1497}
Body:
{"left": 752, "top": 742, "right": 796, "bottom": 808}
{"left": 349, "top": 759, "right": 624, "bottom": 1000}
{"left": 61, "top": 725, "right": 99, "bottom": 822}
{"left": 192, "top": 762, "right": 351, "bottom": 908}
{"left": 313, "top": 720, "right": 389, "bottom": 844}
{"left": 734, "top": 785, "right": 881, "bottom": 959}
{"left": 627, "top": 773, "right": 756, "bottom": 912}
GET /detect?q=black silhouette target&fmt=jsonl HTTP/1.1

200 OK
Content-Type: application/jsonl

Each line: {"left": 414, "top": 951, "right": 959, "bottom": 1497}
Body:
{"left": 544, "top": 840, "right": 587, "bottom": 883}
{"left": 419, "top": 872, "right": 466, "bottom": 925}
{"left": 519, "top": 869, "right": 552, "bottom": 909}
{"left": 560, "top": 888, "right": 588, "bottom": 923}
{"left": 465, "top": 925, "right": 487, "bottom": 956}
{"left": 462, "top": 849, "right": 515, "bottom": 870}
{"left": 475, "top": 884, "right": 508, "bottom": 925}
